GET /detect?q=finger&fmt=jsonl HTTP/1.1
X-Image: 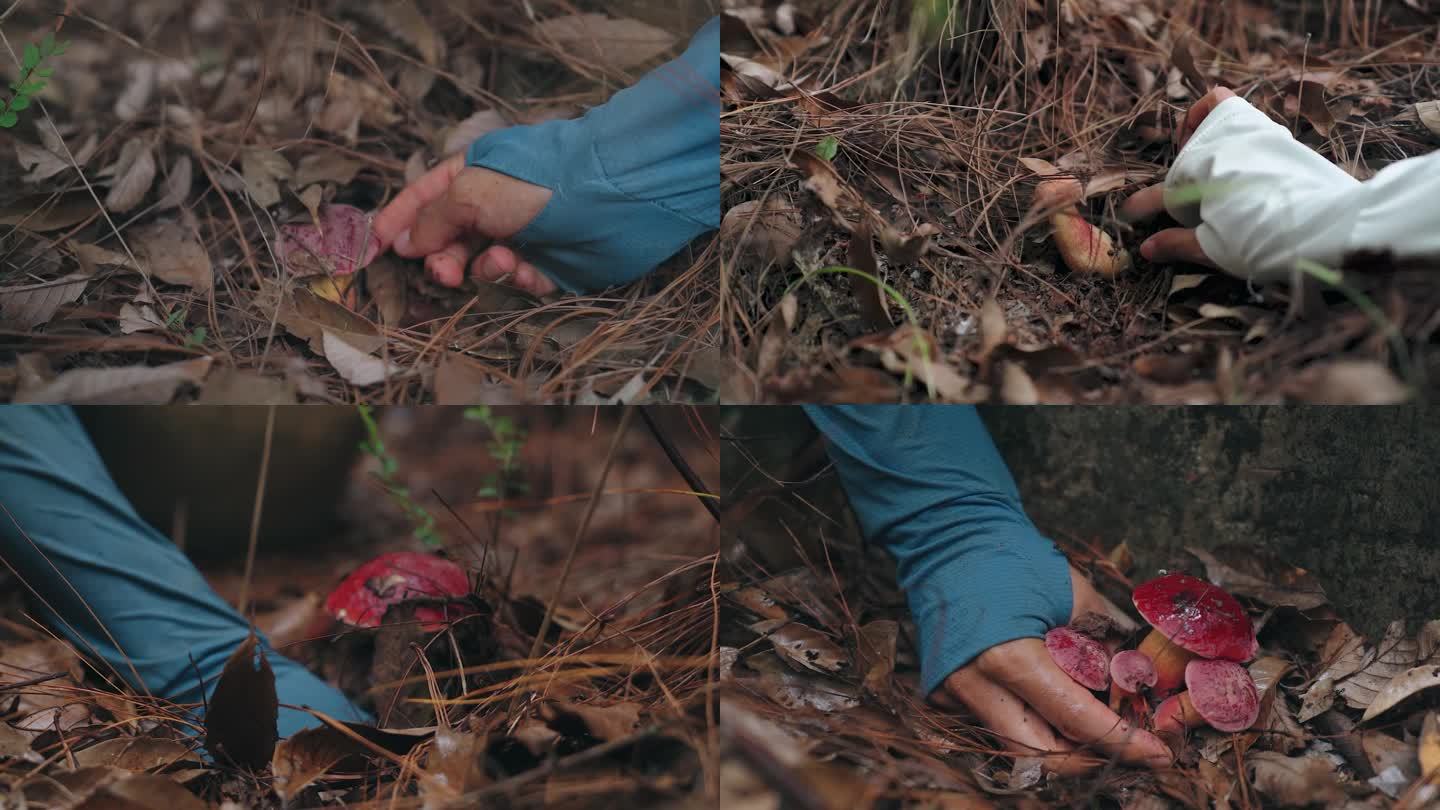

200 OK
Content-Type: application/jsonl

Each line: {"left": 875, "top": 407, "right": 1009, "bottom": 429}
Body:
{"left": 1140, "top": 228, "right": 1215, "bottom": 267}
{"left": 1119, "top": 184, "right": 1167, "bottom": 224}
{"left": 979, "top": 639, "right": 1173, "bottom": 768}
{"left": 397, "top": 189, "right": 480, "bottom": 260}
{"left": 943, "top": 667, "right": 1101, "bottom": 776}
{"left": 373, "top": 154, "right": 466, "bottom": 253}
{"left": 425, "top": 241, "right": 472, "bottom": 288}
{"left": 471, "top": 246, "right": 559, "bottom": 297}
{"left": 1178, "top": 87, "right": 1237, "bottom": 148}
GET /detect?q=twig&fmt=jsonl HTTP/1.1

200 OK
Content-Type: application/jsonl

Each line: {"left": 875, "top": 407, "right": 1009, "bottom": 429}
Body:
{"left": 236, "top": 404, "right": 277, "bottom": 619}
{"left": 0, "top": 671, "right": 66, "bottom": 692}
{"left": 638, "top": 408, "right": 719, "bottom": 524}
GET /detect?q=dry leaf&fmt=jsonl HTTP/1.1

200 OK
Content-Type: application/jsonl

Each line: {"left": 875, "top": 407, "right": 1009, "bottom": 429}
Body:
{"left": 979, "top": 296, "right": 1007, "bottom": 360}
{"left": 878, "top": 222, "right": 939, "bottom": 264}
{"left": 1286, "top": 79, "right": 1335, "bottom": 136}
{"left": 422, "top": 728, "right": 487, "bottom": 804}
{"left": 1170, "top": 33, "right": 1207, "bottom": 96}
{"left": 1186, "top": 545, "right": 1328, "bottom": 610}
{"left": 720, "top": 197, "right": 802, "bottom": 267}
{"left": 375, "top": 0, "right": 445, "bottom": 66}
{"left": 205, "top": 633, "right": 278, "bottom": 770}
{"left": 855, "top": 619, "right": 898, "bottom": 695}
{"left": 260, "top": 283, "right": 380, "bottom": 355}
{"left": 1338, "top": 620, "right": 1416, "bottom": 711}
{"left": 744, "top": 653, "right": 861, "bottom": 712}
{"left": 157, "top": 155, "right": 193, "bottom": 210}
{"left": 1421, "top": 712, "right": 1440, "bottom": 777}
{"left": 856, "top": 325, "right": 979, "bottom": 402}
{"left": 725, "top": 586, "right": 789, "bottom": 622}
{"left": 292, "top": 152, "right": 366, "bottom": 189}
{"left": 0, "top": 639, "right": 89, "bottom": 736}
{"left": 242, "top": 148, "right": 292, "bottom": 209}
{"left": 1361, "top": 664, "right": 1440, "bottom": 721}
{"left": 1247, "top": 751, "right": 1344, "bottom": 806}
{"left": 1361, "top": 730, "right": 1419, "bottom": 780}
{"left": 439, "top": 109, "right": 508, "bottom": 156}
{"left": 563, "top": 701, "right": 643, "bottom": 741}
{"left": 197, "top": 368, "right": 298, "bottom": 405}
{"left": 14, "top": 357, "right": 213, "bottom": 404}
{"left": 999, "top": 361, "right": 1039, "bottom": 404}
{"left": 536, "top": 14, "right": 677, "bottom": 72}
{"left": 101, "top": 138, "right": 157, "bottom": 213}
{"left": 316, "top": 72, "right": 401, "bottom": 141}
{"left": 847, "top": 223, "right": 889, "bottom": 330}
{"left": 322, "top": 330, "right": 403, "bottom": 386}
{"left": 365, "top": 256, "right": 408, "bottom": 324}
{"left": 791, "top": 151, "right": 855, "bottom": 224}
{"left": 14, "top": 138, "right": 76, "bottom": 183}
{"left": 0, "top": 191, "right": 99, "bottom": 231}
{"left": 118, "top": 302, "right": 166, "bottom": 333}
{"left": 1397, "top": 100, "right": 1440, "bottom": 137}
{"left": 1018, "top": 157, "right": 1060, "bottom": 176}
{"left": 0, "top": 273, "right": 90, "bottom": 330}
{"left": 72, "top": 737, "right": 199, "bottom": 772}
{"left": 134, "top": 222, "right": 214, "bottom": 290}
{"left": 763, "top": 621, "right": 849, "bottom": 675}
{"left": 272, "top": 725, "right": 366, "bottom": 800}
{"left": 1283, "top": 360, "right": 1409, "bottom": 404}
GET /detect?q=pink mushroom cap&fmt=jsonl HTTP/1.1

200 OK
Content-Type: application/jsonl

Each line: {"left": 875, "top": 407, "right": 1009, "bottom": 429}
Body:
{"left": 1184, "top": 659, "right": 1260, "bottom": 732}
{"left": 1045, "top": 626, "right": 1110, "bottom": 691}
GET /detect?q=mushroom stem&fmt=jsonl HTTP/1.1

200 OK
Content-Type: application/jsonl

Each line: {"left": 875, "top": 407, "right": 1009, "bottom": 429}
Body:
{"left": 1035, "top": 178, "right": 1131, "bottom": 277}
{"left": 1137, "top": 628, "right": 1196, "bottom": 696}
{"left": 1153, "top": 692, "right": 1206, "bottom": 740}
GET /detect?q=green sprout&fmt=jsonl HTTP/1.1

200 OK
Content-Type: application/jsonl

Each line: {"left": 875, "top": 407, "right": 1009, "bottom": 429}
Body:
{"left": 356, "top": 405, "right": 442, "bottom": 547}
{"left": 464, "top": 406, "right": 530, "bottom": 509}
{"left": 816, "top": 136, "right": 839, "bottom": 162}
{"left": 2, "top": 32, "right": 67, "bottom": 129}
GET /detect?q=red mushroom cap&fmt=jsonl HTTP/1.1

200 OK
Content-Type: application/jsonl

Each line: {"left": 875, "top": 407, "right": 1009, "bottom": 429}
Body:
{"left": 1110, "top": 650, "right": 1157, "bottom": 694}
{"left": 324, "top": 551, "right": 472, "bottom": 628}
{"left": 1131, "top": 573, "right": 1256, "bottom": 662}
{"left": 1183, "top": 659, "right": 1260, "bottom": 733}
{"left": 1045, "top": 627, "right": 1110, "bottom": 691}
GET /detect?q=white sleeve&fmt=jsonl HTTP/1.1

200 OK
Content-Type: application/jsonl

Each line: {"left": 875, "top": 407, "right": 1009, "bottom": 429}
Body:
{"left": 1163, "top": 95, "right": 1440, "bottom": 282}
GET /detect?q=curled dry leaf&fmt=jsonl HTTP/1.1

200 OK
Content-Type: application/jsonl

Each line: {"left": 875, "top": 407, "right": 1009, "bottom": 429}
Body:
{"left": 422, "top": 728, "right": 487, "bottom": 803}
{"left": 764, "top": 621, "right": 849, "bottom": 675}
{"left": 156, "top": 155, "right": 193, "bottom": 211}
{"left": 855, "top": 619, "right": 898, "bottom": 694}
{"left": 535, "top": 14, "right": 677, "bottom": 72}
{"left": 203, "top": 633, "right": 279, "bottom": 770}
{"left": 118, "top": 302, "right": 166, "bottom": 334}
{"left": 316, "top": 72, "right": 401, "bottom": 141}
{"left": 1282, "top": 360, "right": 1410, "bottom": 404}
{"left": 72, "top": 737, "right": 199, "bottom": 772}
{"left": 14, "top": 356, "right": 213, "bottom": 404}
{"left": 372, "top": 0, "right": 445, "bottom": 66}
{"left": 1361, "top": 664, "right": 1440, "bottom": 722}
{"left": 854, "top": 325, "right": 979, "bottom": 402}
{"left": 321, "top": 331, "right": 405, "bottom": 387}
{"left": 272, "top": 724, "right": 368, "bottom": 800}
{"left": 241, "top": 148, "right": 293, "bottom": 209}
{"left": 847, "top": 223, "right": 890, "bottom": 331}
{"left": 744, "top": 652, "right": 861, "bottom": 712}
{"left": 1337, "top": 620, "right": 1417, "bottom": 711}
{"left": 101, "top": 138, "right": 157, "bottom": 213}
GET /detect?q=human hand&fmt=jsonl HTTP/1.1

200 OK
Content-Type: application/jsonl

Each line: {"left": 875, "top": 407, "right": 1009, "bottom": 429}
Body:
{"left": 937, "top": 567, "right": 1172, "bottom": 775}
{"left": 372, "top": 153, "right": 558, "bottom": 297}
{"left": 1119, "top": 86, "right": 1237, "bottom": 267}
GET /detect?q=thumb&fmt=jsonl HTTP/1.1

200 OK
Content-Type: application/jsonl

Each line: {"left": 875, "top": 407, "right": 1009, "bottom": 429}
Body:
{"left": 395, "top": 191, "right": 478, "bottom": 259}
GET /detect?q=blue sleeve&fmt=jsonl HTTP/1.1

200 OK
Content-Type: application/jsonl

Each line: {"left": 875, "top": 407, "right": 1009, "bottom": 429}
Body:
{"left": 466, "top": 17, "right": 720, "bottom": 294}
{"left": 0, "top": 406, "right": 370, "bottom": 740}
{"left": 802, "top": 405, "right": 1073, "bottom": 697}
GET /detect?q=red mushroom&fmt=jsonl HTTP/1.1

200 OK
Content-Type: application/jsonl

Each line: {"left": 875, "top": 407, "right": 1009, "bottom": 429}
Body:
{"left": 1152, "top": 659, "right": 1260, "bottom": 741}
{"left": 1132, "top": 572, "right": 1256, "bottom": 695}
{"left": 1045, "top": 626, "right": 1110, "bottom": 691}
{"left": 1108, "top": 649, "right": 1157, "bottom": 717}
{"left": 324, "top": 551, "right": 473, "bottom": 630}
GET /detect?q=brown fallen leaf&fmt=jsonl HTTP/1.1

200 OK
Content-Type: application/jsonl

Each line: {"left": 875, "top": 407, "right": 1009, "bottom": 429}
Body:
{"left": 725, "top": 585, "right": 790, "bottom": 622}
{"left": 292, "top": 152, "right": 366, "bottom": 189}
{"left": 421, "top": 727, "right": 487, "bottom": 804}
{"left": 1282, "top": 360, "right": 1410, "bottom": 404}
{"left": 854, "top": 325, "right": 980, "bottom": 402}
{"left": 133, "top": 222, "right": 214, "bottom": 291}
{"left": 14, "top": 357, "right": 214, "bottom": 404}
{"left": 791, "top": 150, "right": 857, "bottom": 227}
{"left": 272, "top": 724, "right": 367, "bottom": 800}
{"left": 101, "top": 138, "right": 157, "bottom": 213}
{"left": 855, "top": 619, "right": 898, "bottom": 695}
{"left": 847, "top": 223, "right": 890, "bottom": 331}
{"left": 559, "top": 701, "right": 644, "bottom": 741}
{"left": 763, "top": 621, "right": 849, "bottom": 675}
{"left": 322, "top": 330, "right": 405, "bottom": 386}
{"left": 1339, "top": 620, "right": 1417, "bottom": 711}
{"left": 1250, "top": 656, "right": 1305, "bottom": 753}
{"left": 720, "top": 197, "right": 802, "bottom": 268}
{"left": 26, "top": 768, "right": 210, "bottom": 810}
{"left": 0, "top": 191, "right": 100, "bottom": 231}
{"left": 373, "top": 0, "right": 445, "bottom": 66}
{"left": 1361, "top": 664, "right": 1440, "bottom": 721}
{"left": 204, "top": 633, "right": 279, "bottom": 770}
{"left": 1246, "top": 751, "right": 1344, "bottom": 806}
{"left": 1360, "top": 729, "right": 1419, "bottom": 781}
{"left": 535, "top": 14, "right": 677, "bottom": 72}
{"left": 0, "top": 273, "right": 91, "bottom": 330}
{"left": 1186, "top": 545, "right": 1329, "bottom": 610}
{"left": 72, "top": 737, "right": 200, "bottom": 772}
{"left": 1170, "top": 33, "right": 1207, "bottom": 97}
{"left": 0, "top": 639, "right": 89, "bottom": 736}
{"left": 743, "top": 652, "right": 861, "bottom": 712}
{"left": 196, "top": 367, "right": 297, "bottom": 405}
{"left": 1285, "top": 79, "right": 1335, "bottom": 136}
{"left": 241, "top": 148, "right": 293, "bottom": 209}
{"left": 156, "top": 154, "right": 193, "bottom": 211}
{"left": 316, "top": 73, "right": 401, "bottom": 142}
{"left": 1421, "top": 712, "right": 1440, "bottom": 777}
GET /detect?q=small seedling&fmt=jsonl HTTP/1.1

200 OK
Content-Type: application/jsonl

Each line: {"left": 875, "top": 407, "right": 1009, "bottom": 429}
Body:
{"left": 2, "top": 32, "right": 67, "bottom": 129}
{"left": 357, "top": 405, "right": 442, "bottom": 547}
{"left": 815, "top": 136, "right": 839, "bottom": 162}
{"left": 464, "top": 406, "right": 530, "bottom": 507}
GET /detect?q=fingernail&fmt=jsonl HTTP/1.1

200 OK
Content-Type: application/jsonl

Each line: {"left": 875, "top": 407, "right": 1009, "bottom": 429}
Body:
{"left": 395, "top": 229, "right": 413, "bottom": 254}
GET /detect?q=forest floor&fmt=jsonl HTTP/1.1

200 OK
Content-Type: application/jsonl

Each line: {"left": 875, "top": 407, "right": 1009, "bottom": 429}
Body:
{"left": 0, "top": 406, "right": 721, "bottom": 808}
{"left": 720, "top": 424, "right": 1440, "bottom": 809}
{"left": 0, "top": 0, "right": 719, "bottom": 404}
{"left": 721, "top": 0, "right": 1440, "bottom": 403}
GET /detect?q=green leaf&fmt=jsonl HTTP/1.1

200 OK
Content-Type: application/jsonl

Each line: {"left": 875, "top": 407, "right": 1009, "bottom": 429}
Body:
{"left": 23, "top": 43, "right": 39, "bottom": 71}
{"left": 21, "top": 81, "right": 45, "bottom": 95}
{"left": 9, "top": 95, "right": 29, "bottom": 111}
{"left": 34, "top": 68, "right": 52, "bottom": 78}
{"left": 41, "top": 32, "right": 55, "bottom": 54}
{"left": 0, "top": 110, "right": 17, "bottom": 128}
{"left": 816, "top": 135, "right": 839, "bottom": 161}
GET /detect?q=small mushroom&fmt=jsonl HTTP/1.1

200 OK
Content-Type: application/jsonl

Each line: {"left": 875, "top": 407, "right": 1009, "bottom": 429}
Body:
{"left": 1108, "top": 649, "right": 1157, "bottom": 716}
{"left": 1131, "top": 572, "right": 1257, "bottom": 695}
{"left": 1045, "top": 626, "right": 1110, "bottom": 691}
{"left": 1034, "top": 177, "right": 1131, "bottom": 277}
{"left": 324, "top": 551, "right": 473, "bottom": 630}
{"left": 1152, "top": 659, "right": 1260, "bottom": 741}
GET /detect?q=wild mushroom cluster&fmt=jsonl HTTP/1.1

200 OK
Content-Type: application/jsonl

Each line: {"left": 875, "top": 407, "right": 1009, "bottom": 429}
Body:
{"left": 1046, "top": 572, "right": 1260, "bottom": 747}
